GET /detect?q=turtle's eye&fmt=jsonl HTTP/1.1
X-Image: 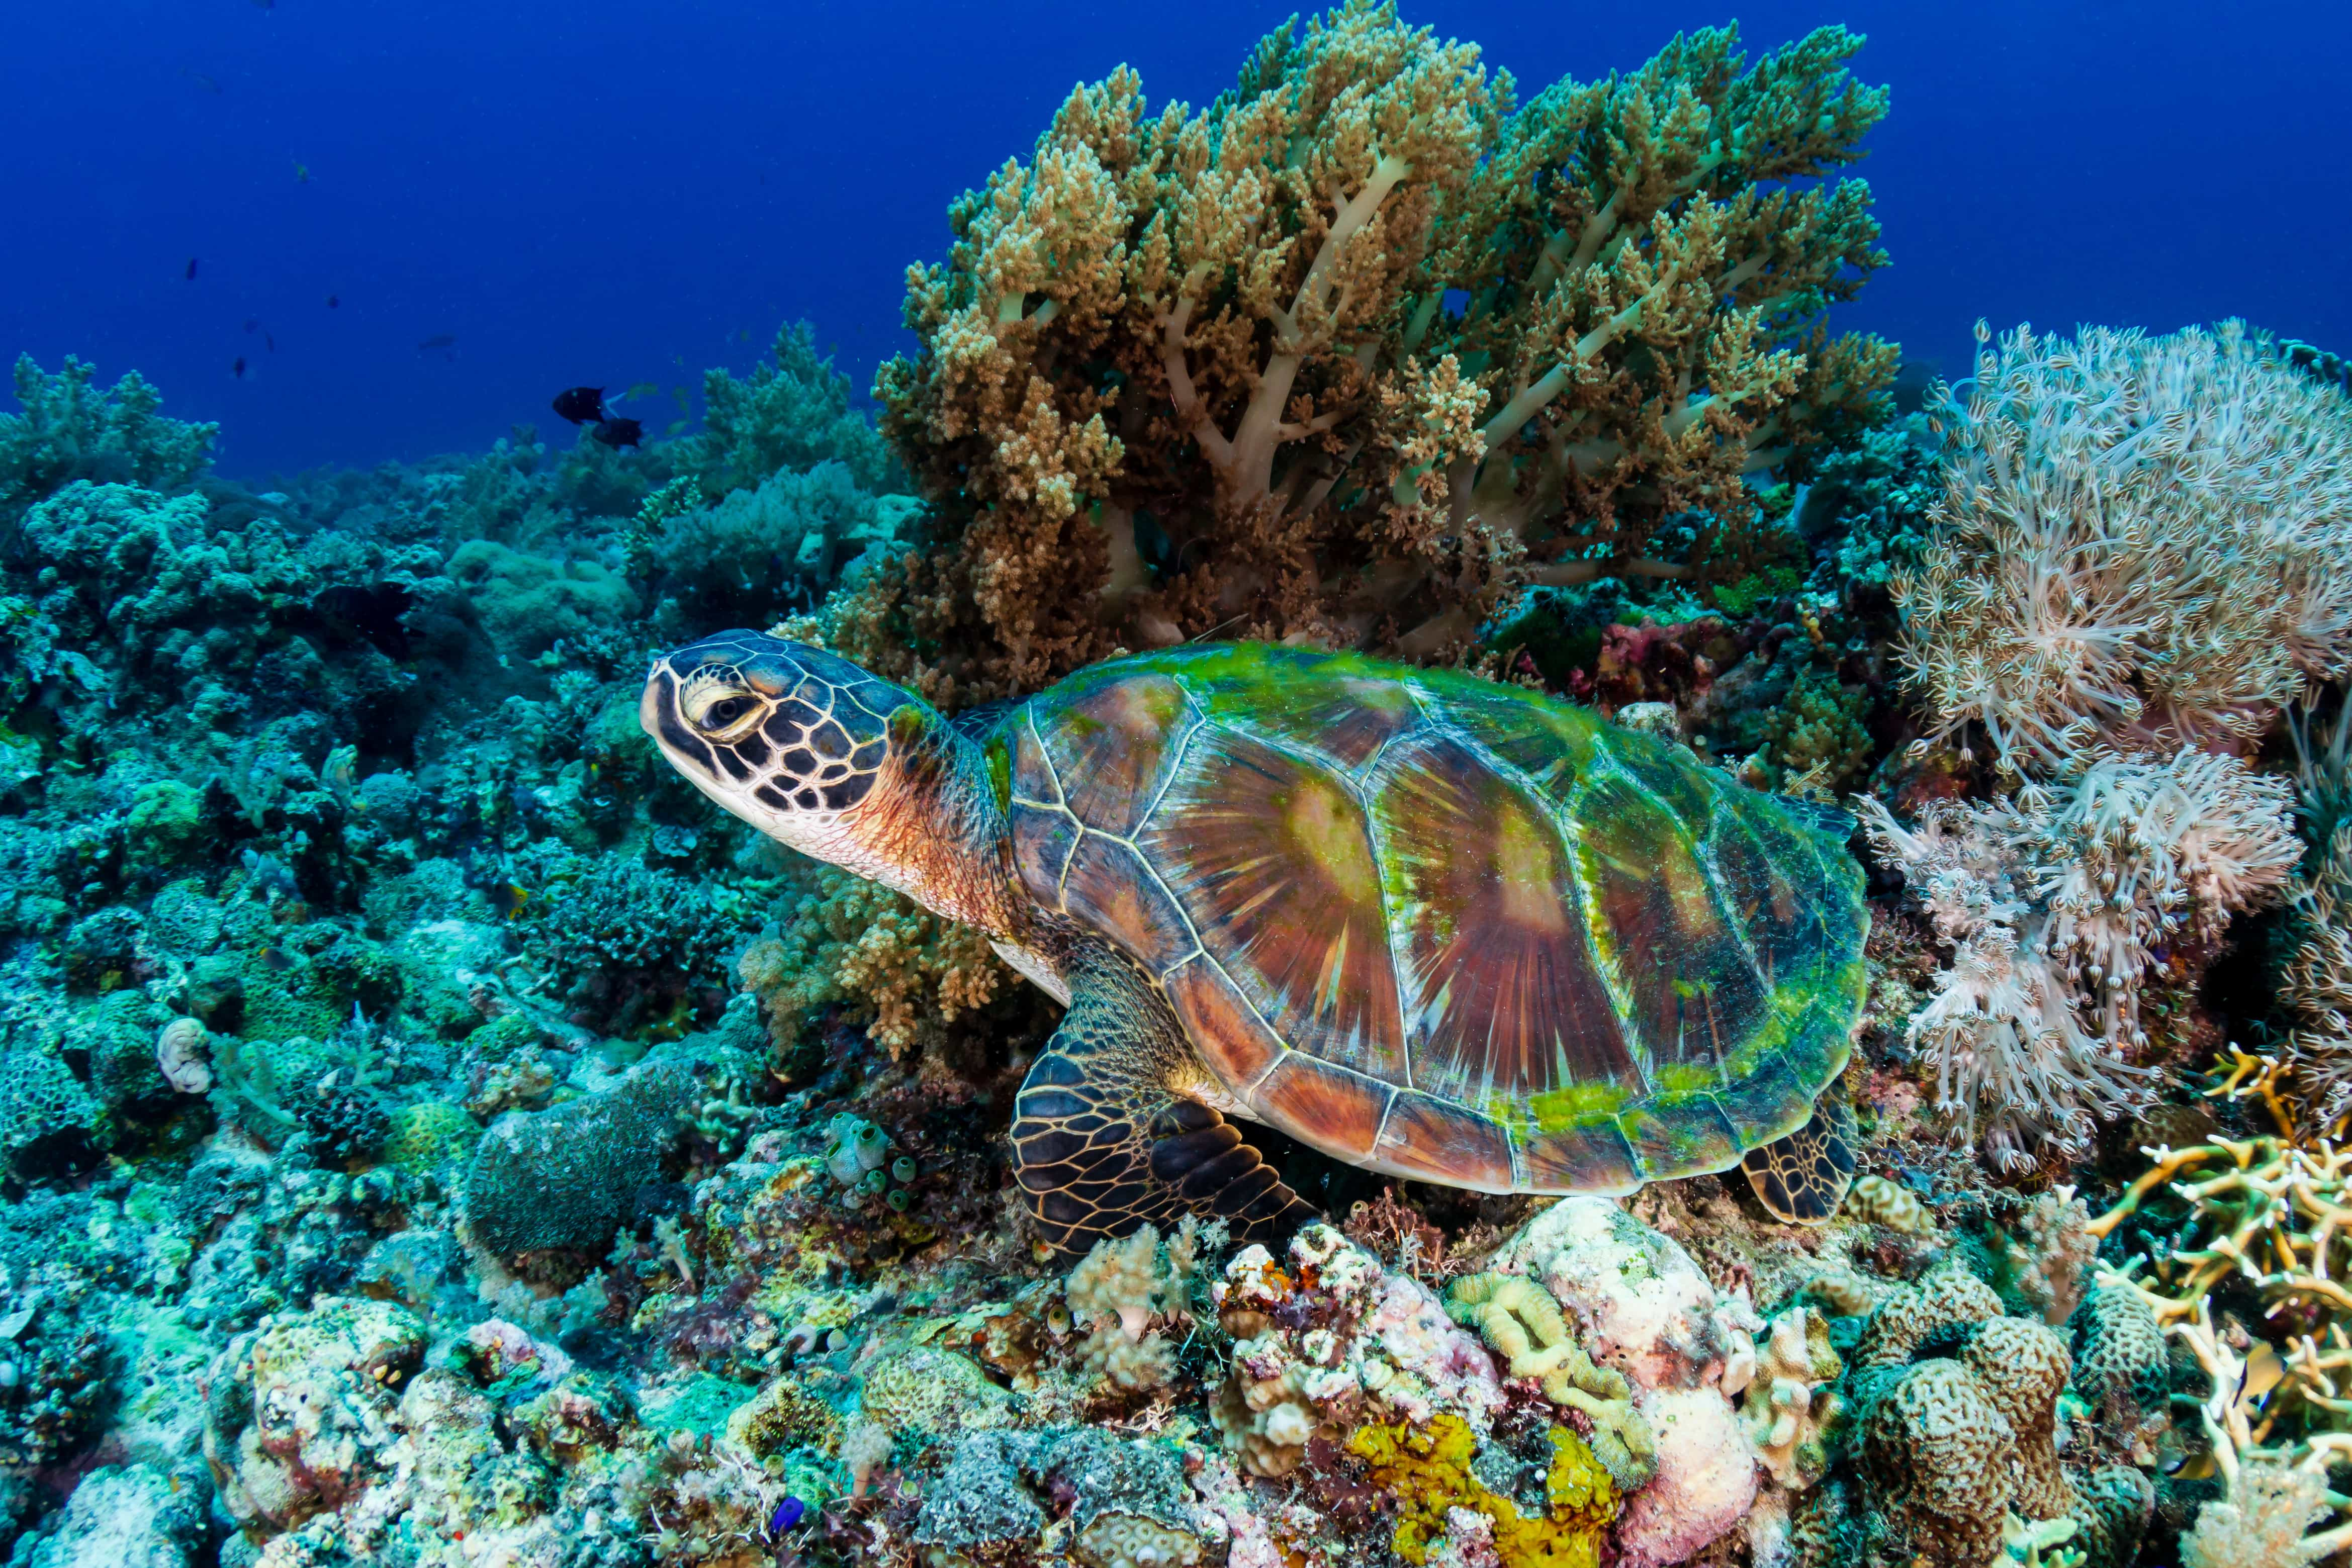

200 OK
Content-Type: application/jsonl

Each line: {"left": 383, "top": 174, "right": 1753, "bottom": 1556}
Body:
{"left": 681, "top": 671, "right": 763, "bottom": 739}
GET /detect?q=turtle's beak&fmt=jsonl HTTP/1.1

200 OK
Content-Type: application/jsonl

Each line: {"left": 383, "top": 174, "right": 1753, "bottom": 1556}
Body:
{"left": 637, "top": 659, "right": 669, "bottom": 746}
{"left": 639, "top": 658, "right": 719, "bottom": 781}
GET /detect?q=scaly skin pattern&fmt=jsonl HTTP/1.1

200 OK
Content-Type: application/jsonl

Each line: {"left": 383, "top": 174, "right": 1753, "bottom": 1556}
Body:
{"left": 642, "top": 632, "right": 1868, "bottom": 1235}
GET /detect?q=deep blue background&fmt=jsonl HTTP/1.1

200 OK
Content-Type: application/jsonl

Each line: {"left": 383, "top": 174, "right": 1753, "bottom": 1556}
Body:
{"left": 6, "top": 1, "right": 2345, "bottom": 480}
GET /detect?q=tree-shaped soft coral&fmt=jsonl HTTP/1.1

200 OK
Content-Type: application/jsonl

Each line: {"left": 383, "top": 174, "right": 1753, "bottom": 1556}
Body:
{"left": 855, "top": 3, "right": 1894, "bottom": 700}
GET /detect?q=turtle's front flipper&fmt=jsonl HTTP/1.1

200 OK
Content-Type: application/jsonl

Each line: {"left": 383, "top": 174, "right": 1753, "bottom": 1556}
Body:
{"left": 1012, "top": 954, "right": 1313, "bottom": 1259}
{"left": 1741, "top": 1090, "right": 1858, "bottom": 1224}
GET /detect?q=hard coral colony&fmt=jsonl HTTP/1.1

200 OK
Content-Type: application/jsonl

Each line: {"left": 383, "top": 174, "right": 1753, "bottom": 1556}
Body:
{"left": 0, "top": 5, "right": 2345, "bottom": 1568}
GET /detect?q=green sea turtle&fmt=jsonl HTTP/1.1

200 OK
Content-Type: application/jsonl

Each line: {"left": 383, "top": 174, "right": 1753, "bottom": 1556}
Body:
{"left": 641, "top": 632, "right": 1868, "bottom": 1257}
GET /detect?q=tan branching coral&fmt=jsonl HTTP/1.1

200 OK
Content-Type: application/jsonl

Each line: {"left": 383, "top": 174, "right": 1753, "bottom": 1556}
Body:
{"left": 852, "top": 3, "right": 1892, "bottom": 697}
{"left": 1063, "top": 1219, "right": 1216, "bottom": 1392}
{"left": 1900, "top": 319, "right": 2352, "bottom": 775}
{"left": 736, "top": 864, "right": 1008, "bottom": 1059}
{"left": 2168, "top": 1302, "right": 2352, "bottom": 1568}
{"left": 1859, "top": 747, "right": 2298, "bottom": 1168}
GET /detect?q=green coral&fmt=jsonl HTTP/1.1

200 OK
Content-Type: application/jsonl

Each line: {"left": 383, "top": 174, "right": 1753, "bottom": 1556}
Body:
{"left": 1347, "top": 1413, "right": 1616, "bottom": 1568}
{"left": 642, "top": 462, "right": 912, "bottom": 627}
{"left": 692, "top": 321, "right": 902, "bottom": 497}
{"left": 383, "top": 1099, "right": 482, "bottom": 1178}
{"left": 462, "top": 1041, "right": 747, "bottom": 1258}
{"left": 124, "top": 779, "right": 206, "bottom": 871}
{"left": 1762, "top": 668, "right": 1872, "bottom": 796}
{"left": 0, "top": 354, "right": 215, "bottom": 526}
{"left": 0, "top": 1017, "right": 106, "bottom": 1172}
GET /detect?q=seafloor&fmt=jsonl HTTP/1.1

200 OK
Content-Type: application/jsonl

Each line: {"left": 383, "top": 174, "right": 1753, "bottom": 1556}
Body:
{"left": 7, "top": 9, "right": 2352, "bottom": 1568}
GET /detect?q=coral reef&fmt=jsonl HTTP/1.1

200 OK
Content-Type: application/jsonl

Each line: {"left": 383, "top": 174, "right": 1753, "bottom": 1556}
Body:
{"left": 6, "top": 10, "right": 2350, "bottom": 1567}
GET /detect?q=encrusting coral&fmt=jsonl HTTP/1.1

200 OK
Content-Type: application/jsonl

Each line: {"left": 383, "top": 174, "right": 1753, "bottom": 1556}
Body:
{"left": 1898, "top": 319, "right": 2352, "bottom": 774}
{"left": 832, "top": 3, "right": 1893, "bottom": 698}
{"left": 1346, "top": 1412, "right": 1617, "bottom": 1568}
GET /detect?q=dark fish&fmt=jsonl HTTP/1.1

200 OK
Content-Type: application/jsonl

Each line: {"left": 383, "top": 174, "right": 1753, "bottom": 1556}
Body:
{"left": 243, "top": 318, "right": 260, "bottom": 333}
{"left": 264, "top": 332, "right": 276, "bottom": 353}
{"left": 184, "top": 70, "right": 222, "bottom": 95}
{"left": 551, "top": 386, "right": 606, "bottom": 424}
{"left": 232, "top": 356, "right": 247, "bottom": 379}
{"left": 589, "top": 416, "right": 644, "bottom": 451}
{"left": 325, "top": 294, "right": 339, "bottom": 308}
{"left": 184, "top": 258, "right": 198, "bottom": 281}
{"left": 417, "top": 333, "right": 456, "bottom": 352}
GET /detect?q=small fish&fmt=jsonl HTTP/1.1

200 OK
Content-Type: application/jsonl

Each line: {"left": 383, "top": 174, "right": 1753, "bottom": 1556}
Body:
{"left": 264, "top": 332, "right": 277, "bottom": 353}
{"left": 293, "top": 161, "right": 310, "bottom": 183}
{"left": 243, "top": 318, "right": 260, "bottom": 333}
{"left": 589, "top": 416, "right": 644, "bottom": 451}
{"left": 551, "top": 386, "right": 606, "bottom": 424}
{"left": 417, "top": 333, "right": 457, "bottom": 352}
{"left": 232, "top": 356, "right": 247, "bottom": 379}
{"left": 184, "top": 69, "right": 222, "bottom": 95}
{"left": 325, "top": 294, "right": 339, "bottom": 308}
{"left": 183, "top": 257, "right": 198, "bottom": 281}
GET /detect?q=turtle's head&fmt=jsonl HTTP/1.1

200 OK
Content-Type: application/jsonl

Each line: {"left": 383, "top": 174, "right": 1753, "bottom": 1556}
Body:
{"left": 641, "top": 630, "right": 1014, "bottom": 928}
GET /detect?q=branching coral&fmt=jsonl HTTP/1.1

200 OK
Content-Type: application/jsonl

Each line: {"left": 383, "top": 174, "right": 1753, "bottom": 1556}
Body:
{"left": 1899, "top": 320, "right": 2352, "bottom": 774}
{"left": 690, "top": 321, "right": 902, "bottom": 498}
{"left": 1064, "top": 1219, "right": 1217, "bottom": 1392}
{"left": 736, "top": 863, "right": 1009, "bottom": 1060}
{"left": 851, "top": 3, "right": 1891, "bottom": 697}
{"left": 1859, "top": 747, "right": 2298, "bottom": 1168}
{"left": 0, "top": 354, "right": 215, "bottom": 527}
{"left": 2167, "top": 1302, "right": 2352, "bottom": 1568}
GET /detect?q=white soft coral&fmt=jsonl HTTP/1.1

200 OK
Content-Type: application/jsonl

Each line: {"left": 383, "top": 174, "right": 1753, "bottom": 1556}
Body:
{"left": 1902, "top": 318, "right": 2352, "bottom": 773}
{"left": 1862, "top": 747, "right": 2297, "bottom": 1168}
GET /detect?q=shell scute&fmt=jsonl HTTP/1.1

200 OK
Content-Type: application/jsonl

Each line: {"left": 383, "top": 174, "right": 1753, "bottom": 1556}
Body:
{"left": 1571, "top": 768, "right": 1769, "bottom": 1078}
{"left": 1041, "top": 671, "right": 1191, "bottom": 836}
{"left": 1373, "top": 1089, "right": 1517, "bottom": 1191}
{"left": 1134, "top": 723, "right": 1407, "bottom": 1082}
{"left": 1251, "top": 1053, "right": 1389, "bottom": 1164}
{"left": 1371, "top": 734, "right": 1639, "bottom": 1111}
{"left": 1060, "top": 835, "right": 1196, "bottom": 974}
{"left": 1163, "top": 956, "right": 1282, "bottom": 1087}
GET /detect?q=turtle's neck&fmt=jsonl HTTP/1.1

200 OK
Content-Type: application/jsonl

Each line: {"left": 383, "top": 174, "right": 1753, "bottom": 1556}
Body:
{"left": 834, "top": 714, "right": 1025, "bottom": 940}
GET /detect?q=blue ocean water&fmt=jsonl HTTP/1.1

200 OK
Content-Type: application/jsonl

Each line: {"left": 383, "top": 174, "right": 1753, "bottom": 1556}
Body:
{"left": 7, "top": 0, "right": 2346, "bottom": 477}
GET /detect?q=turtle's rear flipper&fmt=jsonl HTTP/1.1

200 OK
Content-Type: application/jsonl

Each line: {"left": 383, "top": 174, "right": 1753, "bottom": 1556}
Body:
{"left": 1741, "top": 1092, "right": 1858, "bottom": 1224}
{"left": 1012, "top": 954, "right": 1313, "bottom": 1260}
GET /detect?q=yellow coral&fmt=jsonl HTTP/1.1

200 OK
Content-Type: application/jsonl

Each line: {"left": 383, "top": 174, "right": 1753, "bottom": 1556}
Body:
{"left": 1346, "top": 1414, "right": 1615, "bottom": 1568}
{"left": 1442, "top": 1273, "right": 1655, "bottom": 1489}
{"left": 1843, "top": 1173, "right": 1932, "bottom": 1234}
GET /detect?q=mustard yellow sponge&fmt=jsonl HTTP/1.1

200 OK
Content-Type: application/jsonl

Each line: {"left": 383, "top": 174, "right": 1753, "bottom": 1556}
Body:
{"left": 1346, "top": 1414, "right": 1615, "bottom": 1568}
